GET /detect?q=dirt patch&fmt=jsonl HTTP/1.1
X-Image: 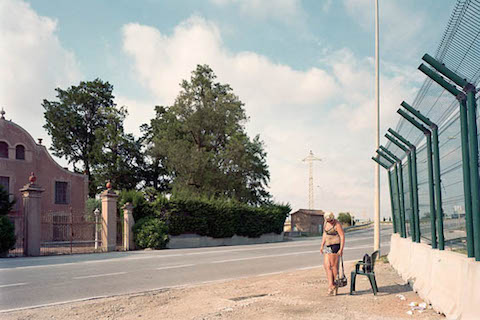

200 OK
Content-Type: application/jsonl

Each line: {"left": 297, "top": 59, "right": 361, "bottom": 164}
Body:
{"left": 3, "top": 262, "right": 444, "bottom": 320}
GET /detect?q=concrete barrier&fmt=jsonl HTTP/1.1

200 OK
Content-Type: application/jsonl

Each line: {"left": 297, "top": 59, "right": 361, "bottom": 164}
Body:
{"left": 388, "top": 233, "right": 480, "bottom": 319}
{"left": 166, "top": 232, "right": 284, "bottom": 249}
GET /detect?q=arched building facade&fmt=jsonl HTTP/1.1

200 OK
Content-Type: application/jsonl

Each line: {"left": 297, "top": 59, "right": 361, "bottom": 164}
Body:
{"left": 0, "top": 111, "right": 88, "bottom": 237}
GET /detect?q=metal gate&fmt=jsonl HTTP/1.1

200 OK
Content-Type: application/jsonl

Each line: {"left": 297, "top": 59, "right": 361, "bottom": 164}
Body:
{"left": 40, "top": 210, "right": 101, "bottom": 255}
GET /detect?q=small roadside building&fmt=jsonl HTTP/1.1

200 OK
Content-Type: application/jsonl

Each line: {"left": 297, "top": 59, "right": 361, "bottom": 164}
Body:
{"left": 289, "top": 209, "right": 325, "bottom": 234}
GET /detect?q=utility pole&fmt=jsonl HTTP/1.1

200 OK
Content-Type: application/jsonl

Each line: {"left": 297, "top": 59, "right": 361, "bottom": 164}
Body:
{"left": 374, "top": 0, "right": 381, "bottom": 253}
{"left": 303, "top": 151, "right": 322, "bottom": 210}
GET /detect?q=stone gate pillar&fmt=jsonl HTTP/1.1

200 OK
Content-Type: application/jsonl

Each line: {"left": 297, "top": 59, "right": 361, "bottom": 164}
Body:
{"left": 123, "top": 202, "right": 135, "bottom": 251}
{"left": 101, "top": 182, "right": 118, "bottom": 252}
{"left": 20, "top": 173, "right": 44, "bottom": 256}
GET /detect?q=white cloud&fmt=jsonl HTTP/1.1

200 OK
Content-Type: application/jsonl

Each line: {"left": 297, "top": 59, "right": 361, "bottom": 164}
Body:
{"left": 122, "top": 16, "right": 338, "bottom": 109}
{"left": 0, "top": 0, "right": 81, "bottom": 164}
{"left": 343, "top": 0, "right": 438, "bottom": 61}
{"left": 209, "top": 0, "right": 303, "bottom": 21}
{"left": 116, "top": 95, "right": 156, "bottom": 137}
{"left": 122, "top": 16, "right": 416, "bottom": 219}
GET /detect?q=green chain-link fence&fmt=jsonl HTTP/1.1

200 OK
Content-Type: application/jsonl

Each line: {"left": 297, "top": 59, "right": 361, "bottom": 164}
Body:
{"left": 373, "top": 0, "right": 480, "bottom": 261}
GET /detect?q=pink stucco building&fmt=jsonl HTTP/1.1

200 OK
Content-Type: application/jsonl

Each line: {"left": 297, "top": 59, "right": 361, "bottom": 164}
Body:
{"left": 0, "top": 110, "right": 87, "bottom": 220}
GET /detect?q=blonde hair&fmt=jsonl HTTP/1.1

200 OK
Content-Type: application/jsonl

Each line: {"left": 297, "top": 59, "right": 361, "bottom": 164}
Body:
{"left": 324, "top": 211, "right": 335, "bottom": 221}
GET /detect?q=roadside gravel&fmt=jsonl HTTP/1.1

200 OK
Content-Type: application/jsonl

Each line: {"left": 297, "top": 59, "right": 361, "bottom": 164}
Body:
{"left": 3, "top": 261, "right": 444, "bottom": 320}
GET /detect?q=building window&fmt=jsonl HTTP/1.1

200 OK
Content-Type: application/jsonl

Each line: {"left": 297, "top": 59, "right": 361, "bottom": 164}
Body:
{"left": 55, "top": 181, "right": 68, "bottom": 204}
{"left": 15, "top": 145, "right": 25, "bottom": 160}
{"left": 0, "top": 176, "right": 9, "bottom": 193}
{"left": 0, "top": 142, "right": 8, "bottom": 158}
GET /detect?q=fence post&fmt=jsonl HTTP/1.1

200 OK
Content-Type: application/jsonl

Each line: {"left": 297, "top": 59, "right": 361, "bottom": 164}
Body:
{"left": 387, "top": 129, "right": 421, "bottom": 243}
{"left": 94, "top": 208, "right": 100, "bottom": 250}
{"left": 372, "top": 156, "right": 397, "bottom": 233}
{"left": 380, "top": 146, "right": 407, "bottom": 238}
{"left": 373, "top": 153, "right": 398, "bottom": 234}
{"left": 393, "top": 166, "right": 402, "bottom": 236}
{"left": 123, "top": 203, "right": 135, "bottom": 251}
{"left": 101, "top": 182, "right": 118, "bottom": 252}
{"left": 425, "top": 133, "right": 437, "bottom": 248}
{"left": 459, "top": 98, "right": 474, "bottom": 257}
{"left": 398, "top": 106, "right": 438, "bottom": 248}
{"left": 431, "top": 124, "right": 445, "bottom": 250}
{"left": 388, "top": 170, "right": 398, "bottom": 234}
{"left": 465, "top": 85, "right": 480, "bottom": 261}
{"left": 20, "top": 172, "right": 44, "bottom": 256}
{"left": 386, "top": 133, "right": 415, "bottom": 241}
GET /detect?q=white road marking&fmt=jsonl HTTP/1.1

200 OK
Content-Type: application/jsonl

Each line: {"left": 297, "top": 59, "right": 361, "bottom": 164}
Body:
{"left": 0, "top": 241, "right": 390, "bottom": 272}
{"left": 73, "top": 272, "right": 127, "bottom": 280}
{"left": 0, "top": 255, "right": 383, "bottom": 313}
{"left": 156, "top": 264, "right": 195, "bottom": 270}
{"left": 0, "top": 230, "right": 392, "bottom": 271}
{"left": 0, "top": 282, "right": 28, "bottom": 288}
{"left": 210, "top": 250, "right": 320, "bottom": 264}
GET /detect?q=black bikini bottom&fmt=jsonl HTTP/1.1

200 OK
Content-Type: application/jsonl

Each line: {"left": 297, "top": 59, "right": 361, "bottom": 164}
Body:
{"left": 326, "top": 244, "right": 340, "bottom": 254}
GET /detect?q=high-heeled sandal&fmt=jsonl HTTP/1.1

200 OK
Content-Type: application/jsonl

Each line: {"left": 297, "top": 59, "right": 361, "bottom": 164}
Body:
{"left": 333, "top": 284, "right": 338, "bottom": 296}
{"left": 327, "top": 286, "right": 335, "bottom": 296}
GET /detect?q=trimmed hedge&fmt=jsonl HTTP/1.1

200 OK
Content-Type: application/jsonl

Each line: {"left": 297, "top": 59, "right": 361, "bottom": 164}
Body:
{"left": 130, "top": 191, "right": 291, "bottom": 249}
{"left": 158, "top": 198, "right": 290, "bottom": 239}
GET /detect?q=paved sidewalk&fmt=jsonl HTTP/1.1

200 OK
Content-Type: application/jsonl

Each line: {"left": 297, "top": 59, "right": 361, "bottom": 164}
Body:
{"left": 3, "top": 260, "right": 443, "bottom": 320}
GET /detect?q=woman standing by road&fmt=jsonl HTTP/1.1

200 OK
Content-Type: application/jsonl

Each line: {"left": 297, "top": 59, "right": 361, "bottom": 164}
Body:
{"left": 320, "top": 212, "right": 345, "bottom": 296}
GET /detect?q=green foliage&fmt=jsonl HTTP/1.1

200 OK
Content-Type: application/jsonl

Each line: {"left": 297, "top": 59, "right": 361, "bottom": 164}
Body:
{"left": 337, "top": 212, "right": 352, "bottom": 226}
{"left": 139, "top": 124, "right": 172, "bottom": 193}
{"left": 162, "top": 197, "right": 290, "bottom": 238}
{"left": 144, "top": 65, "right": 271, "bottom": 205}
{"left": 0, "top": 185, "right": 14, "bottom": 215}
{"left": 0, "top": 215, "right": 16, "bottom": 255}
{"left": 118, "top": 189, "right": 153, "bottom": 222}
{"left": 42, "top": 78, "right": 143, "bottom": 197}
{"left": 133, "top": 216, "right": 169, "bottom": 249}
{"left": 124, "top": 187, "right": 290, "bottom": 250}
{"left": 85, "top": 197, "right": 101, "bottom": 221}
{"left": 93, "top": 117, "right": 145, "bottom": 192}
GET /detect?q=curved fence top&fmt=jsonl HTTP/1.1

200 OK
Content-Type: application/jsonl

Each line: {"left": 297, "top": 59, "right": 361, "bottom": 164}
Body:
{"left": 386, "top": 0, "right": 480, "bottom": 159}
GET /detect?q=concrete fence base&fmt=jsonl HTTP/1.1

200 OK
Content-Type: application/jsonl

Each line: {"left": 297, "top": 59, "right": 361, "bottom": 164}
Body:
{"left": 388, "top": 234, "right": 480, "bottom": 320}
{"left": 166, "top": 232, "right": 284, "bottom": 249}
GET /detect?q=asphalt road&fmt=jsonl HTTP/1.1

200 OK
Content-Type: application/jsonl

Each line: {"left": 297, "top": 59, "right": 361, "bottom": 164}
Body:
{"left": 0, "top": 225, "right": 392, "bottom": 312}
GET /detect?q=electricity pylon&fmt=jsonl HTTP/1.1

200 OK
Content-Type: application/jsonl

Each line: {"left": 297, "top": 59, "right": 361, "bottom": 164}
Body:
{"left": 302, "top": 150, "right": 322, "bottom": 210}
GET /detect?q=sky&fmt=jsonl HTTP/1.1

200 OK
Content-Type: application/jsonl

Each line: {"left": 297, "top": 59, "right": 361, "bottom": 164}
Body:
{"left": 1, "top": 0, "right": 456, "bottom": 219}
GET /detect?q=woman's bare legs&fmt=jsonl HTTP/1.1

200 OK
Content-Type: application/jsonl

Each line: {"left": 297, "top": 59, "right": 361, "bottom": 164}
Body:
{"left": 324, "top": 254, "right": 334, "bottom": 292}
{"left": 331, "top": 253, "right": 339, "bottom": 283}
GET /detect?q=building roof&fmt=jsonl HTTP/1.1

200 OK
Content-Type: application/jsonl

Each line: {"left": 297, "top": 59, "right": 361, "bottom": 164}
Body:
{"left": 290, "top": 209, "right": 324, "bottom": 216}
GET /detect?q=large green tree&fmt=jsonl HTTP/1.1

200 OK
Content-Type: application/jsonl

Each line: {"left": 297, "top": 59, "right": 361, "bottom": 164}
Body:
{"left": 92, "top": 111, "right": 145, "bottom": 191}
{"left": 146, "top": 65, "right": 271, "bottom": 204}
{"left": 139, "top": 123, "right": 172, "bottom": 193}
{"left": 43, "top": 79, "right": 142, "bottom": 196}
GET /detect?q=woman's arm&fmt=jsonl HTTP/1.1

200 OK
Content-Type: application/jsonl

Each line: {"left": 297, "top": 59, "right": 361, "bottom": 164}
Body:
{"left": 336, "top": 221, "right": 345, "bottom": 256}
{"left": 320, "top": 224, "right": 326, "bottom": 254}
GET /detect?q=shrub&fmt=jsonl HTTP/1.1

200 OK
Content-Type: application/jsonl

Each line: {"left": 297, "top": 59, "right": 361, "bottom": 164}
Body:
{"left": 0, "top": 216, "right": 16, "bottom": 255}
{"left": 133, "top": 216, "right": 169, "bottom": 249}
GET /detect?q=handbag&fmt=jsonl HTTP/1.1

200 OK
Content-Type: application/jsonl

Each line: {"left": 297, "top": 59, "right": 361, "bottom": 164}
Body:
{"left": 336, "top": 256, "right": 348, "bottom": 287}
